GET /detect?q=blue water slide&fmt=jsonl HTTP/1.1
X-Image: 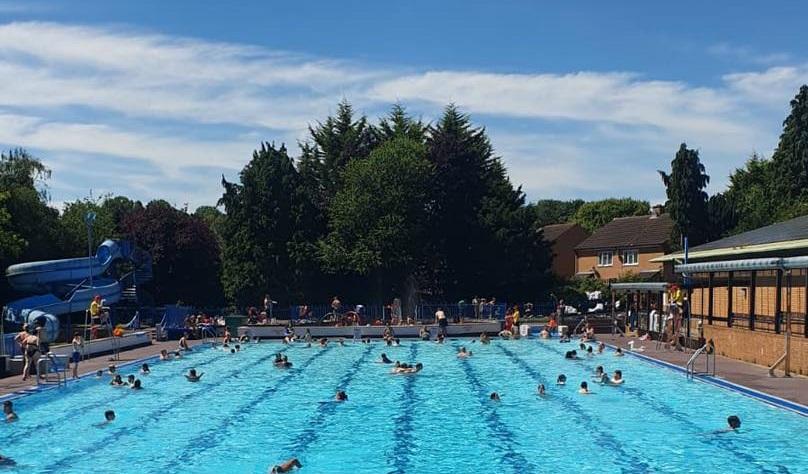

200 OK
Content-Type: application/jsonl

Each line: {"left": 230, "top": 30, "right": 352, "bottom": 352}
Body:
{"left": 3, "top": 240, "right": 149, "bottom": 343}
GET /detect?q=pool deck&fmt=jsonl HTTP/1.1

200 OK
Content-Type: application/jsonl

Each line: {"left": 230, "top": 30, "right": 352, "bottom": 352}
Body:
{"left": 0, "top": 339, "right": 204, "bottom": 398}
{"left": 598, "top": 334, "right": 808, "bottom": 408}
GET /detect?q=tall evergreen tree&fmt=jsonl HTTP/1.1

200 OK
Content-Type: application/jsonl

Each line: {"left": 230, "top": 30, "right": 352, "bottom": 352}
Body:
{"left": 773, "top": 85, "right": 808, "bottom": 199}
{"left": 219, "top": 142, "right": 318, "bottom": 306}
{"left": 373, "top": 104, "right": 428, "bottom": 144}
{"left": 659, "top": 143, "right": 710, "bottom": 246}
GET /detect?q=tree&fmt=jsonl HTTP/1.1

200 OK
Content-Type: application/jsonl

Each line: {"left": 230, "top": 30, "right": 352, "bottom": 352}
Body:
{"left": 60, "top": 196, "right": 117, "bottom": 255}
{"left": 773, "top": 85, "right": 808, "bottom": 200}
{"left": 219, "top": 142, "right": 318, "bottom": 307}
{"left": 659, "top": 143, "right": 710, "bottom": 246}
{"left": 319, "top": 138, "right": 431, "bottom": 304}
{"left": 123, "top": 200, "right": 223, "bottom": 306}
{"left": 301, "top": 100, "right": 375, "bottom": 211}
{"left": 706, "top": 192, "right": 737, "bottom": 242}
{"left": 0, "top": 192, "right": 24, "bottom": 261}
{"left": 373, "top": 104, "right": 428, "bottom": 144}
{"left": 530, "top": 199, "right": 586, "bottom": 227}
{"left": 572, "top": 198, "right": 649, "bottom": 233}
{"left": 194, "top": 205, "right": 225, "bottom": 244}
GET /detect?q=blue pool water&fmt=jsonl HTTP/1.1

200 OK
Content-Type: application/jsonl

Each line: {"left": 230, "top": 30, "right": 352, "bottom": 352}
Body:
{"left": 1, "top": 338, "right": 806, "bottom": 473}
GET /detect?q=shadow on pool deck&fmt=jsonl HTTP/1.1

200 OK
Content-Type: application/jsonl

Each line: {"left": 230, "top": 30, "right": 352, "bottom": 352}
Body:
{"left": 598, "top": 334, "right": 808, "bottom": 408}
{"left": 0, "top": 339, "right": 205, "bottom": 398}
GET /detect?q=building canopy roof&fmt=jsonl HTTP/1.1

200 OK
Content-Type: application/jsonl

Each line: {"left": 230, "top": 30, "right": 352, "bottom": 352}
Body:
{"left": 575, "top": 214, "right": 674, "bottom": 251}
{"left": 655, "top": 214, "right": 808, "bottom": 262}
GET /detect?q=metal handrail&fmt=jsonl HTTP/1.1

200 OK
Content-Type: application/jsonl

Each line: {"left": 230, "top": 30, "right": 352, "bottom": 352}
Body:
{"left": 686, "top": 341, "right": 715, "bottom": 379}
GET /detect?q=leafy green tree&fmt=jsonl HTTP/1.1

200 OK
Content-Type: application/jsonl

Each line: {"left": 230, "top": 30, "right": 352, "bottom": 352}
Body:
{"left": 530, "top": 199, "right": 586, "bottom": 227}
{"left": 194, "top": 205, "right": 225, "bottom": 244}
{"left": 102, "top": 196, "right": 142, "bottom": 234}
{"left": 0, "top": 192, "right": 24, "bottom": 261}
{"left": 123, "top": 200, "right": 223, "bottom": 306}
{"left": 773, "top": 85, "right": 808, "bottom": 200}
{"left": 320, "top": 138, "right": 431, "bottom": 303}
{"left": 60, "top": 197, "right": 117, "bottom": 255}
{"left": 572, "top": 198, "right": 649, "bottom": 233}
{"left": 659, "top": 143, "right": 710, "bottom": 246}
{"left": 219, "top": 142, "right": 318, "bottom": 307}
{"left": 706, "top": 192, "right": 737, "bottom": 241}
{"left": 724, "top": 154, "right": 776, "bottom": 233}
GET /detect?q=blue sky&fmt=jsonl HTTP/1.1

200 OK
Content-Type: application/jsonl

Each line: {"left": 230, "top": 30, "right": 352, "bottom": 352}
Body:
{"left": 0, "top": 0, "right": 806, "bottom": 210}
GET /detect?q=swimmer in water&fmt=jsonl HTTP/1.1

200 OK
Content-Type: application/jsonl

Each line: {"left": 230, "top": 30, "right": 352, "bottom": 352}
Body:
{"left": 0, "top": 454, "right": 15, "bottom": 466}
{"left": 335, "top": 391, "right": 348, "bottom": 402}
{"left": 126, "top": 374, "right": 136, "bottom": 385}
{"left": 319, "top": 338, "right": 328, "bottom": 347}
{"left": 108, "top": 364, "right": 117, "bottom": 375}
{"left": 140, "top": 363, "right": 151, "bottom": 374}
{"left": 490, "top": 392, "right": 501, "bottom": 401}
{"left": 270, "top": 458, "right": 303, "bottom": 473}
{"left": 564, "top": 350, "right": 579, "bottom": 360}
{"left": 597, "top": 342, "right": 605, "bottom": 354}
{"left": 615, "top": 347, "right": 624, "bottom": 357}
{"left": 131, "top": 379, "right": 143, "bottom": 390}
{"left": 104, "top": 410, "right": 116, "bottom": 423}
{"left": 713, "top": 415, "right": 742, "bottom": 434}
{"left": 185, "top": 368, "right": 204, "bottom": 382}
{"left": 593, "top": 366, "right": 605, "bottom": 380}
{"left": 556, "top": 374, "right": 567, "bottom": 385}
{"left": 608, "top": 370, "right": 624, "bottom": 385}
{"left": 480, "top": 332, "right": 490, "bottom": 344}
{"left": 578, "top": 381, "right": 592, "bottom": 394}
{"left": 537, "top": 384, "right": 546, "bottom": 397}
{"left": 457, "top": 347, "right": 470, "bottom": 358}
{"left": 95, "top": 370, "right": 104, "bottom": 378}
{"left": 379, "top": 353, "right": 393, "bottom": 364}
{"left": 586, "top": 346, "right": 594, "bottom": 357}
{"left": 3, "top": 401, "right": 18, "bottom": 423}
{"left": 579, "top": 342, "right": 586, "bottom": 351}
{"left": 110, "top": 374, "right": 126, "bottom": 386}
{"left": 160, "top": 349, "right": 171, "bottom": 361}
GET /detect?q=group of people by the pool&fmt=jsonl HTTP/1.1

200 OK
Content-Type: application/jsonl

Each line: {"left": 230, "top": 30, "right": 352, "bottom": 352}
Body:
{"left": 0, "top": 322, "right": 746, "bottom": 472}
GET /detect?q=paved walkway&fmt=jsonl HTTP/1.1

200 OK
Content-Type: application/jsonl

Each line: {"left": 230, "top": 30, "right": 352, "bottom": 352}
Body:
{"left": 599, "top": 334, "right": 808, "bottom": 407}
{"left": 0, "top": 339, "right": 204, "bottom": 398}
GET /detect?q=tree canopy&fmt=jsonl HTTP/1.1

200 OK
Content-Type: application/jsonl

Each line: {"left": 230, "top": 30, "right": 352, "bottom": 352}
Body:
{"left": 571, "top": 198, "right": 649, "bottom": 233}
{"left": 659, "top": 143, "right": 710, "bottom": 246}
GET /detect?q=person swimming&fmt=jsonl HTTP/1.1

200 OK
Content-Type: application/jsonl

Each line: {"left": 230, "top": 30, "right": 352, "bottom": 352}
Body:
{"left": 537, "top": 384, "right": 546, "bottom": 396}
{"left": 319, "top": 338, "right": 328, "bottom": 347}
{"left": 0, "top": 454, "right": 16, "bottom": 466}
{"left": 556, "top": 374, "right": 567, "bottom": 385}
{"left": 480, "top": 332, "right": 490, "bottom": 344}
{"left": 713, "top": 415, "right": 742, "bottom": 434}
{"left": 110, "top": 374, "right": 126, "bottom": 386}
{"left": 593, "top": 366, "right": 605, "bottom": 380}
{"left": 597, "top": 342, "right": 605, "bottom": 354}
{"left": 579, "top": 342, "right": 586, "bottom": 351}
{"left": 140, "top": 363, "right": 151, "bottom": 374}
{"left": 335, "top": 391, "right": 348, "bottom": 402}
{"left": 586, "top": 346, "right": 594, "bottom": 357}
{"left": 235, "top": 344, "right": 241, "bottom": 352}
{"left": 379, "top": 353, "right": 393, "bottom": 364}
{"left": 3, "top": 401, "right": 18, "bottom": 423}
{"left": 131, "top": 379, "right": 143, "bottom": 390}
{"left": 126, "top": 374, "right": 136, "bottom": 385}
{"left": 579, "top": 381, "right": 592, "bottom": 394}
{"left": 457, "top": 347, "right": 470, "bottom": 358}
{"left": 564, "top": 350, "right": 579, "bottom": 360}
{"left": 615, "top": 347, "right": 624, "bottom": 357}
{"left": 108, "top": 364, "right": 117, "bottom": 375}
{"left": 270, "top": 458, "right": 303, "bottom": 473}
{"left": 104, "top": 410, "right": 116, "bottom": 422}
{"left": 490, "top": 392, "right": 501, "bottom": 401}
{"left": 392, "top": 362, "right": 423, "bottom": 374}
{"left": 608, "top": 370, "right": 624, "bottom": 385}
{"left": 160, "top": 349, "right": 171, "bottom": 361}
{"left": 185, "top": 368, "right": 204, "bottom": 382}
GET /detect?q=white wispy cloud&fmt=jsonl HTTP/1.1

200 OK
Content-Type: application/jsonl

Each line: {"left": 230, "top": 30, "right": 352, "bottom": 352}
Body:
{"left": 0, "top": 21, "right": 805, "bottom": 209}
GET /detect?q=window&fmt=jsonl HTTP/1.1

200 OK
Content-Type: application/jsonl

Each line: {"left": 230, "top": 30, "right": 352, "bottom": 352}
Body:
{"left": 598, "top": 251, "right": 613, "bottom": 267}
{"left": 622, "top": 249, "right": 639, "bottom": 266}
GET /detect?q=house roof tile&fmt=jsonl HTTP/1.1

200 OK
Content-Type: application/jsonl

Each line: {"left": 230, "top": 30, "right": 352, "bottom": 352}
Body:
{"left": 575, "top": 214, "right": 674, "bottom": 251}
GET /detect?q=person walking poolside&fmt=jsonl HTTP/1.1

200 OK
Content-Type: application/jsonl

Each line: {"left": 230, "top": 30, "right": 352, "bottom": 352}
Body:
{"left": 435, "top": 307, "right": 448, "bottom": 336}
{"left": 70, "top": 332, "right": 84, "bottom": 379}
{"left": 21, "top": 327, "right": 42, "bottom": 381}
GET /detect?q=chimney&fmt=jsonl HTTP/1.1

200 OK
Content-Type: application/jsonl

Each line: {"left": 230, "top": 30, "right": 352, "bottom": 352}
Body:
{"left": 650, "top": 204, "right": 664, "bottom": 218}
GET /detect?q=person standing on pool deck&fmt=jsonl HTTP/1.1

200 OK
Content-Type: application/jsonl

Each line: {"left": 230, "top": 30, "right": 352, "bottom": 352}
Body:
{"left": 70, "top": 332, "right": 83, "bottom": 379}
{"left": 21, "top": 327, "right": 41, "bottom": 381}
{"left": 435, "top": 307, "right": 448, "bottom": 336}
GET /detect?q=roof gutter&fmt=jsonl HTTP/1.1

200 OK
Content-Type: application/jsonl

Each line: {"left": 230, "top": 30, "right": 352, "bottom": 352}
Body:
{"left": 675, "top": 256, "right": 808, "bottom": 274}
{"left": 651, "top": 238, "right": 808, "bottom": 263}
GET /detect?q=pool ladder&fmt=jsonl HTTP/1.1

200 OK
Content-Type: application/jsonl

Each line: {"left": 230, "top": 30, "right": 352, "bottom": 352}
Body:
{"left": 686, "top": 341, "right": 715, "bottom": 380}
{"left": 201, "top": 326, "right": 218, "bottom": 347}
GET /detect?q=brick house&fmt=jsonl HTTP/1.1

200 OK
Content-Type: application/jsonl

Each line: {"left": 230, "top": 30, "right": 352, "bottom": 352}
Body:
{"left": 574, "top": 210, "right": 674, "bottom": 281}
{"left": 540, "top": 223, "right": 590, "bottom": 280}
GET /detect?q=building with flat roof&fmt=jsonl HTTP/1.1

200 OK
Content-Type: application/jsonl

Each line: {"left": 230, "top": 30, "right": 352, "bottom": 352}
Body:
{"left": 655, "top": 214, "right": 808, "bottom": 375}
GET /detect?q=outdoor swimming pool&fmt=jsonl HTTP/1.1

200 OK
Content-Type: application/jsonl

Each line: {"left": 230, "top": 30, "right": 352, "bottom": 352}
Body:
{"left": 1, "top": 338, "right": 806, "bottom": 473}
